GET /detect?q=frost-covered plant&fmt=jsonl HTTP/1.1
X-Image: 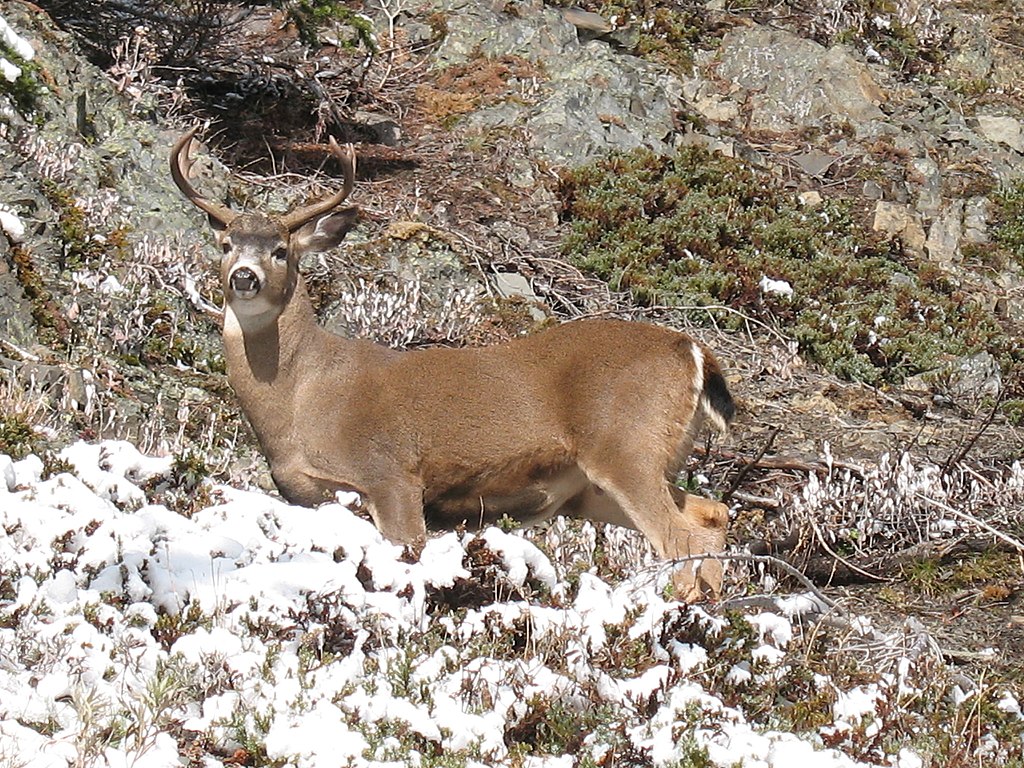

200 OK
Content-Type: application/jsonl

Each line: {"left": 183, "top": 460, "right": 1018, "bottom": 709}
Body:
{"left": 3, "top": 439, "right": 1022, "bottom": 768}
{"left": 325, "top": 274, "right": 485, "bottom": 348}
{"left": 784, "top": 448, "right": 1024, "bottom": 563}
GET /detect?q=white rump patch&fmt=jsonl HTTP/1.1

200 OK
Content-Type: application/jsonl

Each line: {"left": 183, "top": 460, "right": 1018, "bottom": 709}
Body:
{"left": 689, "top": 342, "right": 704, "bottom": 394}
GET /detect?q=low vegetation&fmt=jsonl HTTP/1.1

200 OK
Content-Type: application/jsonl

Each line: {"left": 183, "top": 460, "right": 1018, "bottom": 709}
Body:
{"left": 558, "top": 145, "right": 1023, "bottom": 395}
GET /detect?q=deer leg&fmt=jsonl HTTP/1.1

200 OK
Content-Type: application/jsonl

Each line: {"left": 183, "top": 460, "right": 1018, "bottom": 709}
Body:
{"left": 561, "top": 483, "right": 635, "bottom": 528}
{"left": 364, "top": 478, "right": 428, "bottom": 552}
{"left": 580, "top": 463, "right": 726, "bottom": 602}
{"left": 667, "top": 489, "right": 729, "bottom": 602}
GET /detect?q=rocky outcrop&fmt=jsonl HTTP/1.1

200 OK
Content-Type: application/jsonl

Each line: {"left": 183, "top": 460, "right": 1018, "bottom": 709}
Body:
{"left": 435, "top": 1, "right": 682, "bottom": 164}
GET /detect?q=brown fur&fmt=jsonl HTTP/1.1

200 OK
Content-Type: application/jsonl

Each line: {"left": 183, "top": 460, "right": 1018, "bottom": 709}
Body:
{"left": 171, "top": 132, "right": 736, "bottom": 602}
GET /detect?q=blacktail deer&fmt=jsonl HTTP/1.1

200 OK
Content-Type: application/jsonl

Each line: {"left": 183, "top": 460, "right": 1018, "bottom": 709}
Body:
{"left": 170, "top": 128, "right": 736, "bottom": 601}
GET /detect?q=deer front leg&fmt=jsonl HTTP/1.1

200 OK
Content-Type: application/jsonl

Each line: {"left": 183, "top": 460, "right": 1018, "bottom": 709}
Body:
{"left": 364, "top": 478, "right": 428, "bottom": 553}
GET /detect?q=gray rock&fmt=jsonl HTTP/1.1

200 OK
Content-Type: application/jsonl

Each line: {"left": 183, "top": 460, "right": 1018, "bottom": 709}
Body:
{"left": 975, "top": 114, "right": 1024, "bottom": 154}
{"left": 492, "top": 272, "right": 546, "bottom": 321}
{"left": 947, "top": 351, "right": 1002, "bottom": 402}
{"left": 962, "top": 197, "right": 990, "bottom": 245}
{"left": 434, "top": 0, "right": 682, "bottom": 164}
{"left": 715, "top": 25, "right": 886, "bottom": 134}
{"left": 925, "top": 201, "right": 964, "bottom": 264}
{"left": 792, "top": 150, "right": 836, "bottom": 179}
{"left": 911, "top": 156, "right": 942, "bottom": 219}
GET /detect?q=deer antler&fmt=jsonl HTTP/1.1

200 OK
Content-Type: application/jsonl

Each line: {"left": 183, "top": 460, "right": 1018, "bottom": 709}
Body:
{"left": 169, "top": 127, "right": 237, "bottom": 228}
{"left": 280, "top": 138, "right": 356, "bottom": 233}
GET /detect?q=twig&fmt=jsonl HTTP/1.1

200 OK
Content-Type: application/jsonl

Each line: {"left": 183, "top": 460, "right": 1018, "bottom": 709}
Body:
{"left": 0, "top": 338, "right": 40, "bottom": 362}
{"left": 941, "top": 388, "right": 1006, "bottom": 475}
{"left": 914, "top": 493, "right": 1024, "bottom": 556}
{"left": 694, "top": 445, "right": 865, "bottom": 478}
{"left": 806, "top": 512, "right": 894, "bottom": 584}
{"left": 721, "top": 424, "right": 780, "bottom": 503}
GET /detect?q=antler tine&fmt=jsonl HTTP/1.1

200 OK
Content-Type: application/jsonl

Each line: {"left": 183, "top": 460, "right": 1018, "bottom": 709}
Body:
{"left": 169, "top": 126, "right": 237, "bottom": 227}
{"left": 280, "top": 137, "right": 357, "bottom": 233}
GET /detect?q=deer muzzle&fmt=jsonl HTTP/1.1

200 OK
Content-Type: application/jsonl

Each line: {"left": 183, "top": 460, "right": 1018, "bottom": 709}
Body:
{"left": 229, "top": 266, "right": 262, "bottom": 298}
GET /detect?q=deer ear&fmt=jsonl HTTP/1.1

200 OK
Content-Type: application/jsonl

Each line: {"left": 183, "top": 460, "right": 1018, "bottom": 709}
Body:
{"left": 292, "top": 206, "right": 360, "bottom": 253}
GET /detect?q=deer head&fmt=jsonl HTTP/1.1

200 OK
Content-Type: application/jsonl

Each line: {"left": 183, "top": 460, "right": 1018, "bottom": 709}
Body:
{"left": 170, "top": 127, "right": 360, "bottom": 325}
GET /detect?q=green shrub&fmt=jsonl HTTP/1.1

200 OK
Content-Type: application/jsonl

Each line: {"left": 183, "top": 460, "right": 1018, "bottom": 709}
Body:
{"left": 993, "top": 179, "right": 1024, "bottom": 267}
{"left": 558, "top": 146, "right": 1020, "bottom": 391}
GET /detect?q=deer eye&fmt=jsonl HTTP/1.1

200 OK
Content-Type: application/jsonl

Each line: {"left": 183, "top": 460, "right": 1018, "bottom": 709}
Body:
{"left": 272, "top": 247, "right": 288, "bottom": 262}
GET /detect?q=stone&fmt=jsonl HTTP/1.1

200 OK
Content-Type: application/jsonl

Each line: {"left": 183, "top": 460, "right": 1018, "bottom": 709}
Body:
{"left": 793, "top": 150, "right": 836, "bottom": 178}
{"left": 947, "top": 351, "right": 1002, "bottom": 402}
{"left": 862, "top": 180, "right": 884, "bottom": 200}
{"left": 715, "top": 25, "right": 885, "bottom": 134}
{"left": 353, "top": 110, "right": 402, "bottom": 147}
{"left": 493, "top": 272, "right": 547, "bottom": 321}
{"left": 436, "top": 1, "right": 682, "bottom": 165}
{"left": 798, "top": 190, "right": 823, "bottom": 209}
{"left": 910, "top": 156, "right": 942, "bottom": 219}
{"left": 925, "top": 201, "right": 964, "bottom": 264}
{"left": 872, "top": 202, "right": 926, "bottom": 256}
{"left": 962, "top": 197, "right": 990, "bottom": 244}
{"left": 975, "top": 114, "right": 1024, "bottom": 153}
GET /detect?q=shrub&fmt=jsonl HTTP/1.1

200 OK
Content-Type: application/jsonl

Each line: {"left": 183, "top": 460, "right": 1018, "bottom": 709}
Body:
{"left": 558, "top": 146, "right": 1020, "bottom": 391}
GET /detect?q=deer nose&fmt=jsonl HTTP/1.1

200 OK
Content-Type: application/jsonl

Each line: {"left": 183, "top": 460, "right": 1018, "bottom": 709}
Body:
{"left": 229, "top": 267, "right": 261, "bottom": 297}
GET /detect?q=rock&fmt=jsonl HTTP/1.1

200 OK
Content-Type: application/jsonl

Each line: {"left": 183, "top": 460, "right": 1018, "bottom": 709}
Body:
{"left": 910, "top": 156, "right": 942, "bottom": 219}
{"left": 798, "top": 190, "right": 823, "bottom": 209}
{"left": 963, "top": 197, "right": 990, "bottom": 245}
{"left": 862, "top": 180, "right": 884, "bottom": 200}
{"left": 975, "top": 114, "right": 1024, "bottom": 153}
{"left": 562, "top": 8, "right": 612, "bottom": 36}
{"left": 925, "top": 201, "right": 963, "bottom": 264}
{"left": 715, "top": 25, "right": 886, "bottom": 134}
{"left": 792, "top": 150, "right": 835, "bottom": 179}
{"left": 872, "top": 202, "right": 926, "bottom": 256}
{"left": 492, "top": 272, "right": 546, "bottom": 321}
{"left": 947, "top": 351, "right": 1002, "bottom": 402}
{"left": 435, "top": 1, "right": 682, "bottom": 164}
{"left": 353, "top": 110, "right": 402, "bottom": 147}
{"left": 946, "top": 15, "right": 993, "bottom": 80}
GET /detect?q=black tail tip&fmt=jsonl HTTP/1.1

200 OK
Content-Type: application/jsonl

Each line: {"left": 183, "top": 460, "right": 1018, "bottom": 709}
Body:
{"left": 703, "top": 369, "right": 736, "bottom": 428}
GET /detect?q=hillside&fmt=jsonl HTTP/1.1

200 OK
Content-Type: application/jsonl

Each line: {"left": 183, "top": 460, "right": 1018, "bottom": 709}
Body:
{"left": 1, "top": 0, "right": 1023, "bottom": 765}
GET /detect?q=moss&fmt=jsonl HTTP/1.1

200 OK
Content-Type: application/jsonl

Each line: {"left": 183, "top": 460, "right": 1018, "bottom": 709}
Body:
{"left": 41, "top": 180, "right": 130, "bottom": 270}
{"left": 416, "top": 51, "right": 541, "bottom": 127}
{"left": 0, "top": 412, "right": 38, "bottom": 459}
{"left": 558, "top": 146, "right": 1021, "bottom": 393}
{"left": 992, "top": 179, "right": 1024, "bottom": 267}
{"left": 0, "top": 43, "right": 46, "bottom": 117}
{"left": 269, "top": 0, "right": 376, "bottom": 49}
{"left": 10, "top": 244, "right": 70, "bottom": 346}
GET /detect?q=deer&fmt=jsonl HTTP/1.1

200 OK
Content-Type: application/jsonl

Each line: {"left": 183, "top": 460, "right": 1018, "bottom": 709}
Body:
{"left": 169, "top": 127, "right": 736, "bottom": 602}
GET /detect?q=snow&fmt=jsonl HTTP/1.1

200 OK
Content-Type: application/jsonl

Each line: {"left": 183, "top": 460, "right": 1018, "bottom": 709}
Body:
{"left": 0, "top": 13, "right": 31, "bottom": 87}
{"left": 0, "top": 438, "right": 947, "bottom": 767}
{"left": 0, "top": 207, "right": 25, "bottom": 241}
{"left": 759, "top": 274, "right": 794, "bottom": 298}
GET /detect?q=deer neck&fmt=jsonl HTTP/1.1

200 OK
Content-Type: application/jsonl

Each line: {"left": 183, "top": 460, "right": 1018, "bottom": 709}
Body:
{"left": 222, "top": 277, "right": 327, "bottom": 451}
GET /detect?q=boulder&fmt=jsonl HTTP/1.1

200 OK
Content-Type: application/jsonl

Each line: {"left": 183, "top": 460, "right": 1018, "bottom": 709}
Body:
{"left": 715, "top": 25, "right": 886, "bottom": 134}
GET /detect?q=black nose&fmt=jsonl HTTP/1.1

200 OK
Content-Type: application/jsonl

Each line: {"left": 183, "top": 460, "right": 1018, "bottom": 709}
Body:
{"left": 230, "top": 267, "right": 260, "bottom": 294}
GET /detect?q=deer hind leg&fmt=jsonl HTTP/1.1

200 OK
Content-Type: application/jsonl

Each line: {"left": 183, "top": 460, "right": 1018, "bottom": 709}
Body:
{"left": 668, "top": 488, "right": 728, "bottom": 602}
{"left": 580, "top": 462, "right": 727, "bottom": 603}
